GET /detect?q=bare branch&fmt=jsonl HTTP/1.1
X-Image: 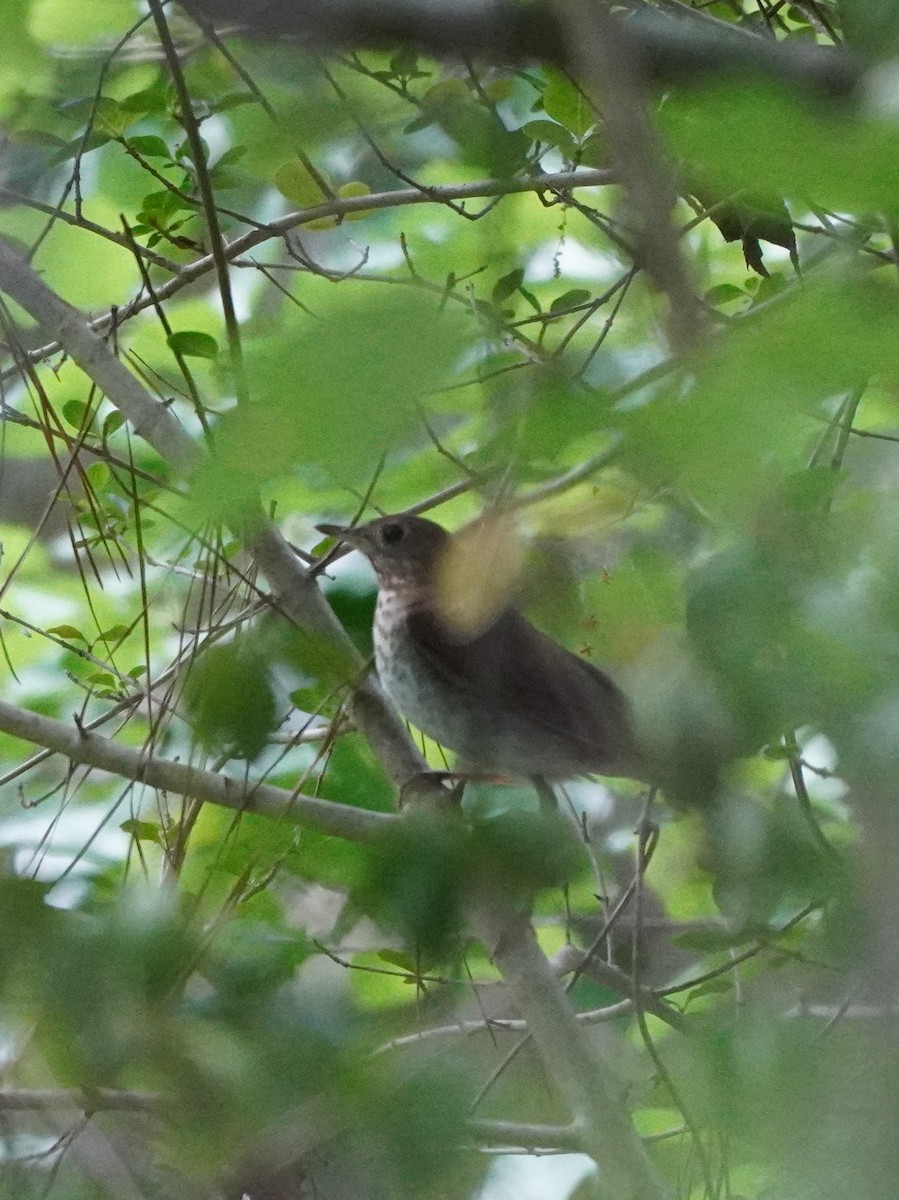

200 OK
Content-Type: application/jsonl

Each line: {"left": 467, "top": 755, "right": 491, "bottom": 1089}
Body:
{"left": 176, "top": 0, "right": 861, "bottom": 99}
{"left": 0, "top": 189, "right": 181, "bottom": 273}
{"left": 470, "top": 896, "right": 672, "bottom": 1199}
{"left": 11, "top": 169, "right": 616, "bottom": 375}
{"left": 555, "top": 0, "right": 702, "bottom": 351}
{"left": 0, "top": 1089, "right": 161, "bottom": 1114}
{"left": 0, "top": 238, "right": 198, "bottom": 478}
{"left": 0, "top": 697, "right": 391, "bottom": 841}
{"left": 466, "top": 1118, "right": 584, "bottom": 1152}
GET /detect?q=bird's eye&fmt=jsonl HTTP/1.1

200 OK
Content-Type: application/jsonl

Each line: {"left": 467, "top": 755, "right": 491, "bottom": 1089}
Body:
{"left": 380, "top": 523, "right": 404, "bottom": 545}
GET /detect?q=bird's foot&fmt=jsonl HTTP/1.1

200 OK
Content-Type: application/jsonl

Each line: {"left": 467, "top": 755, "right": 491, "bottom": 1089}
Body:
{"left": 398, "top": 770, "right": 513, "bottom": 809}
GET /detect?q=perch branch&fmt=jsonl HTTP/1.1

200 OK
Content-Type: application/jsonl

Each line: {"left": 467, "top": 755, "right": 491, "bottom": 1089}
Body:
{"left": 0, "top": 698, "right": 391, "bottom": 841}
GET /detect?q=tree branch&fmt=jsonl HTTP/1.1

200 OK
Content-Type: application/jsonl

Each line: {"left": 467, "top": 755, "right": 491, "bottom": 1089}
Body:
{"left": 0, "top": 230, "right": 671, "bottom": 1199}
{"left": 466, "top": 1117, "right": 584, "bottom": 1151}
{"left": 10, "top": 168, "right": 616, "bottom": 376}
{"left": 177, "top": 0, "right": 862, "bottom": 98}
{"left": 556, "top": 0, "right": 702, "bottom": 351}
{"left": 0, "top": 698, "right": 391, "bottom": 841}
{"left": 0, "top": 238, "right": 429, "bottom": 791}
{"left": 0, "top": 1088, "right": 162, "bottom": 1113}
{"left": 0, "top": 188, "right": 181, "bottom": 273}
{"left": 244, "top": 523, "right": 431, "bottom": 788}
{"left": 470, "top": 897, "right": 672, "bottom": 1198}
{"left": 0, "top": 238, "right": 199, "bottom": 478}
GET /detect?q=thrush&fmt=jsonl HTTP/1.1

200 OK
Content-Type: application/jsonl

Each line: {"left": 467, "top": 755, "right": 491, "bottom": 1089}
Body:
{"left": 316, "top": 514, "right": 646, "bottom": 785}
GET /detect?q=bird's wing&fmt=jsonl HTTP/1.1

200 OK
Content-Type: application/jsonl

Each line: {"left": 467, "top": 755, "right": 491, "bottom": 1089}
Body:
{"left": 404, "top": 606, "right": 642, "bottom": 777}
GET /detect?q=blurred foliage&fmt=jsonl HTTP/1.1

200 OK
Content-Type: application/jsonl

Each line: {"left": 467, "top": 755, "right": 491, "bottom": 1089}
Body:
{"left": 1, "top": 0, "right": 899, "bottom": 1197}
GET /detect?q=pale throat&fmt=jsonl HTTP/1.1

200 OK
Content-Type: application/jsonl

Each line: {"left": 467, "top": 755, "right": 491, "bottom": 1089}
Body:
{"left": 372, "top": 582, "right": 430, "bottom": 653}
{"left": 371, "top": 583, "right": 447, "bottom": 734}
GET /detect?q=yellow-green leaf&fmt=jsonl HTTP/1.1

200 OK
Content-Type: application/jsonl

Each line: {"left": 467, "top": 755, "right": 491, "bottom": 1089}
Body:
{"left": 338, "top": 179, "right": 373, "bottom": 221}
{"left": 274, "top": 160, "right": 336, "bottom": 228}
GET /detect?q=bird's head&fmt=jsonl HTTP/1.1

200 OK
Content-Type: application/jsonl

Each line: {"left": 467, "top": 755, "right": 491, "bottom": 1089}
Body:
{"left": 316, "top": 514, "right": 450, "bottom": 590}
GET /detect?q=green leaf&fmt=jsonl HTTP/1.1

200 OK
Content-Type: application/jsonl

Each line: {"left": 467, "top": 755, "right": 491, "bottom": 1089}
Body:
{"left": 517, "top": 369, "right": 610, "bottom": 461}
{"left": 377, "top": 949, "right": 421, "bottom": 973}
{"left": 485, "top": 78, "right": 515, "bottom": 103}
{"left": 274, "top": 160, "right": 332, "bottom": 208}
{"left": 86, "top": 96, "right": 129, "bottom": 138}
{"left": 550, "top": 288, "right": 591, "bottom": 312}
{"left": 84, "top": 461, "right": 110, "bottom": 491}
{"left": 175, "top": 136, "right": 209, "bottom": 165}
{"left": 688, "top": 978, "right": 735, "bottom": 1000}
{"left": 520, "top": 118, "right": 578, "bottom": 157}
{"left": 577, "top": 130, "right": 607, "bottom": 166}
{"left": 167, "top": 331, "right": 219, "bottom": 361}
{"left": 289, "top": 685, "right": 324, "bottom": 711}
{"left": 404, "top": 114, "right": 433, "bottom": 134}
{"left": 841, "top": 0, "right": 899, "bottom": 52}
{"left": 674, "top": 927, "right": 754, "bottom": 952}
{"left": 354, "top": 816, "right": 468, "bottom": 955}
{"left": 705, "top": 283, "right": 747, "bottom": 305}
{"left": 183, "top": 643, "right": 277, "bottom": 761}
{"left": 138, "top": 188, "right": 194, "bottom": 221}
{"left": 390, "top": 47, "right": 420, "bottom": 77}
{"left": 492, "top": 268, "right": 525, "bottom": 304}
{"left": 419, "top": 79, "right": 528, "bottom": 174}
{"left": 214, "top": 92, "right": 258, "bottom": 111}
{"left": 762, "top": 742, "right": 794, "bottom": 761}
{"left": 102, "top": 411, "right": 124, "bottom": 439}
{"left": 663, "top": 81, "right": 899, "bottom": 214}
{"left": 420, "top": 79, "right": 471, "bottom": 115}
{"left": 628, "top": 275, "right": 899, "bottom": 519}
{"left": 0, "top": 877, "right": 57, "bottom": 965}
{"left": 47, "top": 625, "right": 87, "bottom": 642}
{"left": 98, "top": 624, "right": 130, "bottom": 642}
{"left": 86, "top": 672, "right": 117, "bottom": 688}
{"left": 190, "top": 290, "right": 467, "bottom": 510}
{"left": 120, "top": 818, "right": 164, "bottom": 844}
{"left": 119, "top": 87, "right": 169, "bottom": 115}
{"left": 9, "top": 128, "right": 65, "bottom": 147}
{"left": 337, "top": 179, "right": 373, "bottom": 220}
{"left": 519, "top": 287, "right": 541, "bottom": 312}
{"left": 313, "top": 730, "right": 394, "bottom": 813}
{"left": 542, "top": 72, "right": 594, "bottom": 137}
{"left": 216, "top": 144, "right": 248, "bottom": 168}
{"left": 62, "top": 399, "right": 90, "bottom": 430}
{"left": 127, "top": 135, "right": 170, "bottom": 159}
{"left": 53, "top": 131, "right": 111, "bottom": 161}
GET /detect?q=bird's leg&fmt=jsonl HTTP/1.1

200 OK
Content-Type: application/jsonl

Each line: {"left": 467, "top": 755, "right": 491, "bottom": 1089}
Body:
{"left": 530, "top": 774, "right": 559, "bottom": 812}
{"left": 398, "top": 770, "right": 462, "bottom": 809}
{"left": 398, "top": 770, "right": 511, "bottom": 808}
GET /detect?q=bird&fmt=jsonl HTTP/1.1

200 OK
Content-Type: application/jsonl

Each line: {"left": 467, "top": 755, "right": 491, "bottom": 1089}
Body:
{"left": 316, "top": 514, "right": 647, "bottom": 791}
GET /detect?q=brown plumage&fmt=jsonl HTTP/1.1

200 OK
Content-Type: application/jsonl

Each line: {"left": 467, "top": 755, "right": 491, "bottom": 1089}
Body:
{"left": 317, "top": 514, "right": 645, "bottom": 783}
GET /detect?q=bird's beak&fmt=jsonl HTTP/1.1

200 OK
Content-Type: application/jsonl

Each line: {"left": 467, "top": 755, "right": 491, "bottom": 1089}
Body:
{"left": 316, "top": 523, "right": 367, "bottom": 549}
{"left": 315, "top": 523, "right": 347, "bottom": 539}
